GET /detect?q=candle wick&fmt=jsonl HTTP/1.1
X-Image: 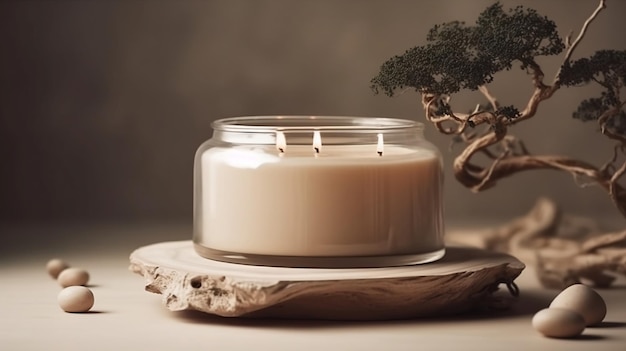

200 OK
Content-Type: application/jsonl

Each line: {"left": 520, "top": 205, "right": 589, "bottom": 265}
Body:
{"left": 314, "top": 147, "right": 320, "bottom": 154}
{"left": 376, "top": 133, "right": 384, "bottom": 157}
{"left": 276, "top": 131, "right": 287, "bottom": 154}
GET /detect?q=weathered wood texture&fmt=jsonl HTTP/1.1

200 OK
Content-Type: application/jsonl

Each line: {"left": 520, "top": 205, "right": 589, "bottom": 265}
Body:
{"left": 130, "top": 241, "right": 524, "bottom": 320}
{"left": 447, "top": 198, "right": 626, "bottom": 289}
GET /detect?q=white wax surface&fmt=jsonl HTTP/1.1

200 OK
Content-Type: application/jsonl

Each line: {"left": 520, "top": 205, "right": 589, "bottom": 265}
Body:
{"left": 197, "top": 145, "right": 444, "bottom": 256}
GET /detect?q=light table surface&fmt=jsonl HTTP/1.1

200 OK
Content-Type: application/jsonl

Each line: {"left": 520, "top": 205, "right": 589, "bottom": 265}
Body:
{"left": 1, "top": 223, "right": 625, "bottom": 351}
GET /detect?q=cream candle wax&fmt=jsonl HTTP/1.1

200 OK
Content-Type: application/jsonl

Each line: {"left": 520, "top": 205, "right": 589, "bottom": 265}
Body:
{"left": 193, "top": 116, "right": 445, "bottom": 267}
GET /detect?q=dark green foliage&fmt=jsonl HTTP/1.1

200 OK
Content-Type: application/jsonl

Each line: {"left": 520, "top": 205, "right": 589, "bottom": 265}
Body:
{"left": 495, "top": 105, "right": 521, "bottom": 120}
{"left": 561, "top": 50, "right": 626, "bottom": 136}
{"left": 573, "top": 97, "right": 605, "bottom": 122}
{"left": 474, "top": 4, "right": 564, "bottom": 69}
{"left": 371, "top": 2, "right": 564, "bottom": 96}
{"left": 573, "top": 94, "right": 626, "bottom": 136}
{"left": 560, "top": 50, "right": 626, "bottom": 87}
{"left": 606, "top": 111, "right": 626, "bottom": 136}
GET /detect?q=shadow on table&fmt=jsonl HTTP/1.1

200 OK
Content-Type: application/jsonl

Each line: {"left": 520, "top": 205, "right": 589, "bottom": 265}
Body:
{"left": 589, "top": 321, "right": 626, "bottom": 328}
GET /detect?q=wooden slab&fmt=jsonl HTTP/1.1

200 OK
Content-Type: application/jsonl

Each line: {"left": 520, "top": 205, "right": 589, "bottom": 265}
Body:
{"left": 129, "top": 241, "right": 525, "bottom": 320}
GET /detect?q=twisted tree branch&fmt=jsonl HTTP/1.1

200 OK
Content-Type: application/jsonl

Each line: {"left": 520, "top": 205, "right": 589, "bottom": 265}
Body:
{"left": 419, "top": 0, "right": 626, "bottom": 215}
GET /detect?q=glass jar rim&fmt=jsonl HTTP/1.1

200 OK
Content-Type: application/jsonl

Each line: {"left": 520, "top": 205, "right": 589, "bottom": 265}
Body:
{"left": 212, "top": 116, "right": 423, "bottom": 132}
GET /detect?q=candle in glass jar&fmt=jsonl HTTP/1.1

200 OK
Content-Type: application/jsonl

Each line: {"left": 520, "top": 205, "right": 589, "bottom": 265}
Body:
{"left": 193, "top": 116, "right": 445, "bottom": 267}
{"left": 197, "top": 142, "right": 442, "bottom": 256}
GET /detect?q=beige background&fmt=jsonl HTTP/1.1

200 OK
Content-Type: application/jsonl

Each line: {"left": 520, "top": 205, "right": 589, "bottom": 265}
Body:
{"left": 1, "top": 0, "right": 625, "bottom": 227}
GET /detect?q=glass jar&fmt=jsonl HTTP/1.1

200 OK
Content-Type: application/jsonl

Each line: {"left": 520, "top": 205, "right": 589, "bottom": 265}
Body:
{"left": 193, "top": 116, "right": 445, "bottom": 267}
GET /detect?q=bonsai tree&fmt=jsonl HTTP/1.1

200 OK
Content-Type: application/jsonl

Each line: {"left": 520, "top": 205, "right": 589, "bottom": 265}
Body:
{"left": 372, "top": 0, "right": 626, "bottom": 288}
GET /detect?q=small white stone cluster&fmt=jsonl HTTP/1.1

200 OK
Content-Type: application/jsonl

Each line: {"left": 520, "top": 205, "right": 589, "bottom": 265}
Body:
{"left": 46, "top": 258, "right": 94, "bottom": 313}
{"left": 532, "top": 284, "right": 607, "bottom": 338}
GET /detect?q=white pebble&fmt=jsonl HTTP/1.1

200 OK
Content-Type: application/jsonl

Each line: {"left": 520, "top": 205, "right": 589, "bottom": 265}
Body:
{"left": 58, "top": 286, "right": 94, "bottom": 313}
{"left": 46, "top": 258, "right": 69, "bottom": 279}
{"left": 57, "top": 267, "right": 90, "bottom": 288}
{"left": 550, "top": 283, "right": 607, "bottom": 326}
{"left": 532, "top": 308, "right": 586, "bottom": 338}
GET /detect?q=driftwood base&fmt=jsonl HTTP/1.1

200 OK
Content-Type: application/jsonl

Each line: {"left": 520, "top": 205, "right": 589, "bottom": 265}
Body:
{"left": 446, "top": 197, "right": 626, "bottom": 289}
{"left": 129, "top": 241, "right": 524, "bottom": 320}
